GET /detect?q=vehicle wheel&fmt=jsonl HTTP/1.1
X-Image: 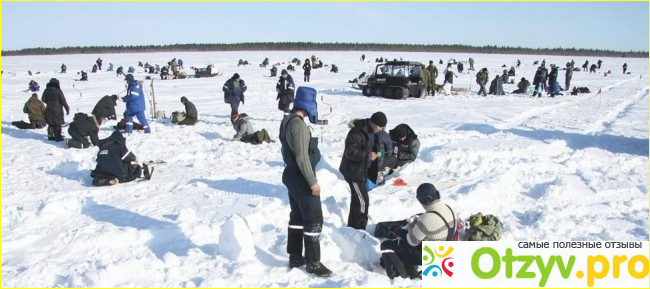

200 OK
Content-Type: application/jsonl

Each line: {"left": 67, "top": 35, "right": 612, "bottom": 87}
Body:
{"left": 374, "top": 87, "right": 383, "bottom": 98}
{"left": 417, "top": 87, "right": 426, "bottom": 98}
{"left": 399, "top": 87, "right": 409, "bottom": 99}
{"left": 362, "top": 86, "right": 373, "bottom": 97}
{"left": 384, "top": 87, "right": 394, "bottom": 99}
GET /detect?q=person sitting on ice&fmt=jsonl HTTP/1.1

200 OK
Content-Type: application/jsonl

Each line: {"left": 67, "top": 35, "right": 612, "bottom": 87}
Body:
{"left": 374, "top": 183, "right": 457, "bottom": 279}
{"left": 116, "top": 66, "right": 124, "bottom": 76}
{"left": 230, "top": 112, "right": 274, "bottom": 144}
{"left": 177, "top": 96, "right": 197, "bottom": 125}
{"left": 67, "top": 113, "right": 100, "bottom": 149}
{"left": 127, "top": 66, "right": 135, "bottom": 74}
{"left": 28, "top": 80, "right": 40, "bottom": 92}
{"left": 80, "top": 71, "right": 88, "bottom": 81}
{"left": 90, "top": 130, "right": 142, "bottom": 186}
{"left": 107, "top": 63, "right": 114, "bottom": 72}
{"left": 11, "top": 93, "right": 46, "bottom": 129}
{"left": 512, "top": 77, "right": 530, "bottom": 94}
{"left": 383, "top": 124, "right": 420, "bottom": 174}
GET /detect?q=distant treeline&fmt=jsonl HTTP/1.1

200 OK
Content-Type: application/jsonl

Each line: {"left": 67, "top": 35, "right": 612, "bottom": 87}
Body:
{"left": 2, "top": 42, "right": 647, "bottom": 58}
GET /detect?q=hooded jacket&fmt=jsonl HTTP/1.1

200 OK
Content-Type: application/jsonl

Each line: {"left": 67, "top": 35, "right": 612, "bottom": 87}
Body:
{"left": 91, "top": 130, "right": 136, "bottom": 181}
{"left": 123, "top": 81, "right": 145, "bottom": 114}
{"left": 232, "top": 114, "right": 255, "bottom": 140}
{"left": 24, "top": 94, "right": 46, "bottom": 122}
{"left": 389, "top": 124, "right": 420, "bottom": 163}
{"left": 276, "top": 74, "right": 296, "bottom": 102}
{"left": 41, "top": 78, "right": 70, "bottom": 125}
{"left": 339, "top": 119, "right": 376, "bottom": 182}
{"left": 92, "top": 95, "right": 118, "bottom": 122}
{"left": 68, "top": 113, "right": 100, "bottom": 146}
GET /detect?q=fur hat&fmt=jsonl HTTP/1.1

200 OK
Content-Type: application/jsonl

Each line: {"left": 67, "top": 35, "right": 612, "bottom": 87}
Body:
{"left": 416, "top": 183, "right": 440, "bottom": 204}
{"left": 370, "top": 111, "right": 387, "bottom": 127}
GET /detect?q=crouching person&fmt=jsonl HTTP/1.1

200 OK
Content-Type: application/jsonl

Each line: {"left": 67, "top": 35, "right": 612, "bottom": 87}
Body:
{"left": 230, "top": 112, "right": 275, "bottom": 144}
{"left": 67, "top": 113, "right": 100, "bottom": 149}
{"left": 376, "top": 183, "right": 456, "bottom": 279}
{"left": 90, "top": 130, "right": 142, "bottom": 186}
{"left": 383, "top": 124, "right": 420, "bottom": 173}
{"left": 178, "top": 96, "right": 197, "bottom": 125}
{"left": 12, "top": 93, "right": 47, "bottom": 129}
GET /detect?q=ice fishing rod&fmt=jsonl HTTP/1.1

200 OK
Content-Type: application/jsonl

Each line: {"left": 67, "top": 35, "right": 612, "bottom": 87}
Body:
{"left": 72, "top": 83, "right": 83, "bottom": 113}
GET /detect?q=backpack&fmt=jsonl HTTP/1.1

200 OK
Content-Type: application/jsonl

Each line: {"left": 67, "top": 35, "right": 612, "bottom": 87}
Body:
{"left": 170, "top": 111, "right": 186, "bottom": 124}
{"left": 463, "top": 213, "right": 503, "bottom": 241}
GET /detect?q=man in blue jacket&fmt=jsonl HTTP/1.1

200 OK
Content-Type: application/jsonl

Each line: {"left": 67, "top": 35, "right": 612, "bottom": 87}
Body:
{"left": 122, "top": 74, "right": 151, "bottom": 133}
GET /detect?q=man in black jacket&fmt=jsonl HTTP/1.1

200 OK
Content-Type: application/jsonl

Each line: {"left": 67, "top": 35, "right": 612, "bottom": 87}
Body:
{"left": 90, "top": 130, "right": 141, "bottom": 186}
{"left": 178, "top": 96, "right": 198, "bottom": 125}
{"left": 223, "top": 73, "right": 247, "bottom": 115}
{"left": 276, "top": 69, "right": 296, "bottom": 114}
{"left": 92, "top": 95, "right": 118, "bottom": 125}
{"left": 339, "top": 111, "right": 388, "bottom": 230}
{"left": 67, "top": 113, "right": 100, "bottom": 149}
{"left": 384, "top": 124, "right": 420, "bottom": 172}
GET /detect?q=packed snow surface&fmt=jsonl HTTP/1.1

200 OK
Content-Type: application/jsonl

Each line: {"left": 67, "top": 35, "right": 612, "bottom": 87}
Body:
{"left": 2, "top": 51, "right": 648, "bottom": 287}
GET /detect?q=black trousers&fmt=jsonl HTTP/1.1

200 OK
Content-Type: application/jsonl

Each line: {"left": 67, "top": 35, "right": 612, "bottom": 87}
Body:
{"left": 380, "top": 238, "right": 422, "bottom": 266}
{"left": 47, "top": 125, "right": 63, "bottom": 140}
{"left": 347, "top": 180, "right": 369, "bottom": 230}
{"left": 283, "top": 166, "right": 323, "bottom": 263}
{"left": 68, "top": 130, "right": 90, "bottom": 148}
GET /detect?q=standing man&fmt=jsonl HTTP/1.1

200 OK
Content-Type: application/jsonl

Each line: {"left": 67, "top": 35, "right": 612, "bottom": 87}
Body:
{"left": 476, "top": 68, "right": 489, "bottom": 97}
{"left": 122, "top": 74, "right": 151, "bottom": 133}
{"left": 280, "top": 87, "right": 332, "bottom": 277}
{"left": 223, "top": 73, "right": 247, "bottom": 115}
{"left": 425, "top": 61, "right": 438, "bottom": 96}
{"left": 339, "top": 111, "right": 388, "bottom": 230}
{"left": 565, "top": 62, "right": 574, "bottom": 91}
{"left": 276, "top": 69, "right": 296, "bottom": 115}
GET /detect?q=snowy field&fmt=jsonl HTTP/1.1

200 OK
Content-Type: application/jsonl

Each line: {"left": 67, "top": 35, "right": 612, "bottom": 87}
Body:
{"left": 1, "top": 51, "right": 648, "bottom": 287}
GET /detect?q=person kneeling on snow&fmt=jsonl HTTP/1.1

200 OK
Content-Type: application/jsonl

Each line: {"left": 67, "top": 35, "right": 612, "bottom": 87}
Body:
{"left": 11, "top": 93, "right": 47, "bottom": 130}
{"left": 90, "top": 130, "right": 142, "bottom": 186}
{"left": 230, "top": 112, "right": 274, "bottom": 144}
{"left": 67, "top": 113, "right": 100, "bottom": 149}
{"left": 375, "top": 183, "right": 456, "bottom": 279}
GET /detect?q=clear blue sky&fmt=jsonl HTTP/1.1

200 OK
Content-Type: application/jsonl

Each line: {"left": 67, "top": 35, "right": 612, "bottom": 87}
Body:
{"left": 1, "top": 1, "right": 648, "bottom": 51}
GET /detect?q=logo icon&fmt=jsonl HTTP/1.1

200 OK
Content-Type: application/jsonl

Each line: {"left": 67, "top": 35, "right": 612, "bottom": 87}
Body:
{"left": 422, "top": 245, "right": 454, "bottom": 278}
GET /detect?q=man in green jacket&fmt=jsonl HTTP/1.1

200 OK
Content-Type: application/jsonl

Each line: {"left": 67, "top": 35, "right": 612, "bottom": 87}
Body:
{"left": 425, "top": 61, "right": 438, "bottom": 96}
{"left": 476, "top": 68, "right": 489, "bottom": 96}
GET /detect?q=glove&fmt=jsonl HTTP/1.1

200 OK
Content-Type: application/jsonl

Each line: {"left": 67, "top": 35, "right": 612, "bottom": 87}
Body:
{"left": 241, "top": 99, "right": 244, "bottom": 105}
{"left": 397, "top": 228, "right": 409, "bottom": 240}
{"left": 376, "top": 151, "right": 383, "bottom": 158}
{"left": 66, "top": 109, "right": 70, "bottom": 115}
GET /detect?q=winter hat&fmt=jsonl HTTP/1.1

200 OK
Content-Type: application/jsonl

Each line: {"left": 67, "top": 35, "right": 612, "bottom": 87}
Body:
{"left": 232, "top": 73, "right": 240, "bottom": 80}
{"left": 111, "top": 94, "right": 118, "bottom": 102}
{"left": 393, "top": 124, "right": 408, "bottom": 139}
{"left": 370, "top": 111, "right": 387, "bottom": 127}
{"left": 124, "top": 74, "right": 135, "bottom": 85}
{"left": 230, "top": 112, "right": 239, "bottom": 122}
{"left": 281, "top": 69, "right": 288, "bottom": 75}
{"left": 293, "top": 86, "right": 318, "bottom": 124}
{"left": 180, "top": 96, "right": 188, "bottom": 103}
{"left": 416, "top": 183, "right": 441, "bottom": 205}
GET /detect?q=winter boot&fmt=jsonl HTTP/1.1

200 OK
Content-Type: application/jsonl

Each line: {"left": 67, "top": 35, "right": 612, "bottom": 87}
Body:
{"left": 381, "top": 252, "right": 409, "bottom": 279}
{"left": 306, "top": 262, "right": 333, "bottom": 277}
{"left": 289, "top": 255, "right": 306, "bottom": 268}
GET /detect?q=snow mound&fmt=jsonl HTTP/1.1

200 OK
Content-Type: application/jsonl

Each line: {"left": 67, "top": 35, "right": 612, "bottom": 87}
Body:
{"left": 218, "top": 215, "right": 255, "bottom": 261}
